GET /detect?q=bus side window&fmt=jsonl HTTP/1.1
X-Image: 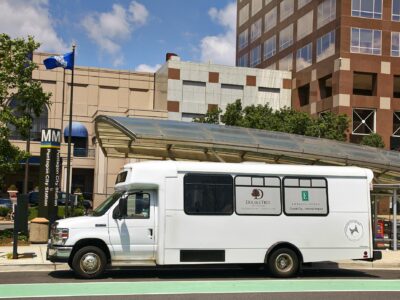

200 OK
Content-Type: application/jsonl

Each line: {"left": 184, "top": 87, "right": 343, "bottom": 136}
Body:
{"left": 126, "top": 193, "right": 150, "bottom": 219}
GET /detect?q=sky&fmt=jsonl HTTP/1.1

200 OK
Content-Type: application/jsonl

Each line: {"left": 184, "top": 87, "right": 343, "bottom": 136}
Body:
{"left": 0, "top": 0, "right": 237, "bottom": 72}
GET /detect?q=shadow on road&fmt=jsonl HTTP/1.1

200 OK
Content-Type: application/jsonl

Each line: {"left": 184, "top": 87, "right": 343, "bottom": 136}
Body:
{"left": 48, "top": 266, "right": 378, "bottom": 282}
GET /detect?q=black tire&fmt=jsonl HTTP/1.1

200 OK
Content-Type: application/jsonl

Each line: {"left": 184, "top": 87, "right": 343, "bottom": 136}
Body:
{"left": 71, "top": 246, "right": 106, "bottom": 279}
{"left": 267, "top": 248, "right": 299, "bottom": 278}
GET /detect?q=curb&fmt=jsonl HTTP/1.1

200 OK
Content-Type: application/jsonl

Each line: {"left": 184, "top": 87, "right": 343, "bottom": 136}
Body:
{"left": 0, "top": 263, "right": 399, "bottom": 273}
{"left": 0, "top": 264, "right": 69, "bottom": 272}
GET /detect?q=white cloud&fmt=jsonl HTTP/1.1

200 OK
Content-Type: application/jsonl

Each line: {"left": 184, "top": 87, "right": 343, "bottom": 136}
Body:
{"left": 0, "top": 0, "right": 68, "bottom": 53}
{"left": 199, "top": 2, "right": 236, "bottom": 66}
{"left": 135, "top": 64, "right": 161, "bottom": 73}
{"left": 129, "top": 1, "right": 149, "bottom": 26}
{"left": 82, "top": 1, "right": 149, "bottom": 61}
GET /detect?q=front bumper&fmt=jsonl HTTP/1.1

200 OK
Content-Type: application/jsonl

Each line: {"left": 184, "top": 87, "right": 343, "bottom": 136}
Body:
{"left": 46, "top": 244, "right": 73, "bottom": 263}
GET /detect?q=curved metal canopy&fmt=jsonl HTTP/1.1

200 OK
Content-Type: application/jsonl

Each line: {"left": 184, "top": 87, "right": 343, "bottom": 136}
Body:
{"left": 95, "top": 115, "right": 400, "bottom": 183}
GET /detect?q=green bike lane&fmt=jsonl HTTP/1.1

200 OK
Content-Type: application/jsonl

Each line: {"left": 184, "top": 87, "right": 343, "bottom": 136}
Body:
{"left": 1, "top": 279, "right": 400, "bottom": 298}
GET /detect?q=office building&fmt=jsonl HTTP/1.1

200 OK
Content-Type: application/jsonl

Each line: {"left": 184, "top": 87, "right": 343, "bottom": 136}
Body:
{"left": 236, "top": 0, "right": 400, "bottom": 149}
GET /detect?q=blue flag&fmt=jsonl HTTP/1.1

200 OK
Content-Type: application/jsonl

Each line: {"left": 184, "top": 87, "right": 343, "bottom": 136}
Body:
{"left": 43, "top": 52, "right": 74, "bottom": 70}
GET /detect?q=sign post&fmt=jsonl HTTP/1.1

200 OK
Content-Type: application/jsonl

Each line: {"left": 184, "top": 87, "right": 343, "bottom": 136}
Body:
{"left": 38, "top": 128, "right": 61, "bottom": 224}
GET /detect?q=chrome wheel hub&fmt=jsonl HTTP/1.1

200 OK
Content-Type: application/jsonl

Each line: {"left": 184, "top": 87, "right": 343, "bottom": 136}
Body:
{"left": 80, "top": 252, "right": 100, "bottom": 274}
{"left": 275, "top": 253, "right": 293, "bottom": 272}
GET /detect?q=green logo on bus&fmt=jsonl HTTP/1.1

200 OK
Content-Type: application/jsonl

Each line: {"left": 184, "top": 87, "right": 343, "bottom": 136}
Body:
{"left": 301, "top": 191, "right": 309, "bottom": 201}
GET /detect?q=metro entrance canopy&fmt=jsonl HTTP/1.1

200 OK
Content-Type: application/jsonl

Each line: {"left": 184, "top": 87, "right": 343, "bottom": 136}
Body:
{"left": 95, "top": 116, "right": 400, "bottom": 183}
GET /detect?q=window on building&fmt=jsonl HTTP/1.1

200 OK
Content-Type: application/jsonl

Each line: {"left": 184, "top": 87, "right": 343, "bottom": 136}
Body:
{"left": 238, "top": 29, "right": 249, "bottom": 50}
{"left": 392, "top": 32, "right": 400, "bottom": 57}
{"left": 317, "top": 0, "right": 336, "bottom": 29}
{"left": 252, "top": 0, "right": 263, "bottom": 16}
{"left": 280, "top": 0, "right": 294, "bottom": 21}
{"left": 319, "top": 75, "right": 333, "bottom": 99}
{"left": 352, "top": 0, "right": 382, "bottom": 19}
{"left": 265, "top": 6, "right": 277, "bottom": 33}
{"left": 353, "top": 108, "right": 375, "bottom": 134}
{"left": 283, "top": 177, "right": 329, "bottom": 216}
{"left": 239, "top": 4, "right": 250, "bottom": 26}
{"left": 279, "top": 24, "right": 294, "bottom": 50}
{"left": 317, "top": 30, "right": 336, "bottom": 62}
{"left": 393, "top": 112, "right": 400, "bottom": 136}
{"left": 394, "top": 75, "right": 400, "bottom": 98}
{"left": 392, "top": 112, "right": 400, "bottom": 151}
{"left": 353, "top": 72, "right": 377, "bottom": 96}
{"left": 251, "top": 18, "right": 262, "bottom": 42}
{"left": 394, "top": 0, "right": 400, "bottom": 21}
{"left": 238, "top": 53, "right": 249, "bottom": 67}
{"left": 221, "top": 84, "right": 244, "bottom": 106}
{"left": 296, "top": 43, "right": 312, "bottom": 71}
{"left": 298, "top": 84, "right": 310, "bottom": 106}
{"left": 297, "top": 11, "right": 313, "bottom": 41}
{"left": 250, "top": 45, "right": 262, "bottom": 67}
{"left": 182, "top": 81, "right": 206, "bottom": 104}
{"left": 8, "top": 98, "right": 48, "bottom": 141}
{"left": 184, "top": 173, "right": 233, "bottom": 215}
{"left": 235, "top": 176, "right": 281, "bottom": 215}
{"left": 264, "top": 35, "right": 276, "bottom": 60}
{"left": 351, "top": 28, "right": 381, "bottom": 55}
{"left": 279, "top": 53, "right": 293, "bottom": 71}
{"left": 298, "top": 0, "right": 312, "bottom": 9}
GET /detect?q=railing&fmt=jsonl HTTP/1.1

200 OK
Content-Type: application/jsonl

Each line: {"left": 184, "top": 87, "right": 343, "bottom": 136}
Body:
{"left": 73, "top": 148, "right": 95, "bottom": 157}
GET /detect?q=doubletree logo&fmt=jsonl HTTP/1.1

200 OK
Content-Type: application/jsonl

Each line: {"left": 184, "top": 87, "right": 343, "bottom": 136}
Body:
{"left": 251, "top": 189, "right": 264, "bottom": 199}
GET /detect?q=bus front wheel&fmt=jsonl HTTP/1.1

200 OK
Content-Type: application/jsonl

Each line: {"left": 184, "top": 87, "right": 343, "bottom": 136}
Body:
{"left": 267, "top": 248, "right": 299, "bottom": 278}
{"left": 71, "top": 246, "right": 106, "bottom": 279}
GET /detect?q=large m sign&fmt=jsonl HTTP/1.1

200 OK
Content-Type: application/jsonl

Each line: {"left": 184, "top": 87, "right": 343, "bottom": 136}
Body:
{"left": 41, "top": 129, "right": 61, "bottom": 144}
{"left": 38, "top": 128, "right": 61, "bottom": 222}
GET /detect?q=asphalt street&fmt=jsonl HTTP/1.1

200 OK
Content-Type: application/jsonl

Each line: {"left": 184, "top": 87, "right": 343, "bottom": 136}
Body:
{"left": 0, "top": 268, "right": 399, "bottom": 299}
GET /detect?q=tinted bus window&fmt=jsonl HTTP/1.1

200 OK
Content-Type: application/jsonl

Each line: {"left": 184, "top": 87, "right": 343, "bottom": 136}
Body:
{"left": 184, "top": 174, "right": 233, "bottom": 215}
{"left": 115, "top": 171, "right": 128, "bottom": 184}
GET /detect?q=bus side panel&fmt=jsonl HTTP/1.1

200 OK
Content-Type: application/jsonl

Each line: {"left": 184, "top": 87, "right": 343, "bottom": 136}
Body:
{"left": 162, "top": 175, "right": 372, "bottom": 265}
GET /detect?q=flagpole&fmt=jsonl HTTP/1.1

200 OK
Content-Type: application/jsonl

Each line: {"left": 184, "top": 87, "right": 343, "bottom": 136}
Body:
{"left": 61, "top": 68, "right": 66, "bottom": 134}
{"left": 65, "top": 44, "right": 76, "bottom": 218}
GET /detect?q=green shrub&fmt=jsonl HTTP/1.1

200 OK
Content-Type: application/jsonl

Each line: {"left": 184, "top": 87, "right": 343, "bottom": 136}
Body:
{"left": 28, "top": 207, "right": 38, "bottom": 220}
{"left": 57, "top": 206, "right": 84, "bottom": 219}
{"left": 27, "top": 206, "right": 84, "bottom": 221}
{"left": 0, "top": 207, "right": 11, "bottom": 217}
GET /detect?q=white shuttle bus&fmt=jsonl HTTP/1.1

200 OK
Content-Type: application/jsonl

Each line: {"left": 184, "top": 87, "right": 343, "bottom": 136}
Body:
{"left": 47, "top": 161, "right": 381, "bottom": 278}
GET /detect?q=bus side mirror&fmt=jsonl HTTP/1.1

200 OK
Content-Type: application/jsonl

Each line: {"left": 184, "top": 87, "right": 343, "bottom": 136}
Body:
{"left": 113, "top": 197, "right": 127, "bottom": 220}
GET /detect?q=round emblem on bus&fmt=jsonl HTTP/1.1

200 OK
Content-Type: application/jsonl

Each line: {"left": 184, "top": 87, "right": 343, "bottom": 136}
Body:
{"left": 344, "top": 220, "right": 363, "bottom": 241}
{"left": 251, "top": 189, "right": 264, "bottom": 199}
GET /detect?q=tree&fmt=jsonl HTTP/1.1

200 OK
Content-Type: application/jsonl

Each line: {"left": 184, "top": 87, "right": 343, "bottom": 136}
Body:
{"left": 194, "top": 100, "right": 349, "bottom": 142}
{"left": 193, "top": 107, "right": 222, "bottom": 124}
{"left": 0, "top": 34, "right": 51, "bottom": 184}
{"left": 360, "top": 133, "right": 385, "bottom": 148}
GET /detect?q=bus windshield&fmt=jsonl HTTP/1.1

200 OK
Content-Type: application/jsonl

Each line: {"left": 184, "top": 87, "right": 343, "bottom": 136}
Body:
{"left": 92, "top": 192, "right": 123, "bottom": 216}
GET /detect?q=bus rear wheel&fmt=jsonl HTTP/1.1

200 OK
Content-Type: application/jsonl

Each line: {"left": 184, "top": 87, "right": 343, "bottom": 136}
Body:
{"left": 267, "top": 248, "right": 299, "bottom": 278}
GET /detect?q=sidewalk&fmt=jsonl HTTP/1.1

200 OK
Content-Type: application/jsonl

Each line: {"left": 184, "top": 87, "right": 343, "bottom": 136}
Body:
{"left": 0, "top": 244, "right": 69, "bottom": 272}
{"left": 0, "top": 244, "right": 400, "bottom": 272}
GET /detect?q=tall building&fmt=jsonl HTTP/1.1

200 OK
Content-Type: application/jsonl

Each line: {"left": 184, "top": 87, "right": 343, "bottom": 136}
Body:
{"left": 236, "top": 0, "right": 400, "bottom": 150}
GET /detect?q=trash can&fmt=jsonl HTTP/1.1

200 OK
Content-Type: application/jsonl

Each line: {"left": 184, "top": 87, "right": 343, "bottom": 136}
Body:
{"left": 29, "top": 218, "right": 49, "bottom": 243}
